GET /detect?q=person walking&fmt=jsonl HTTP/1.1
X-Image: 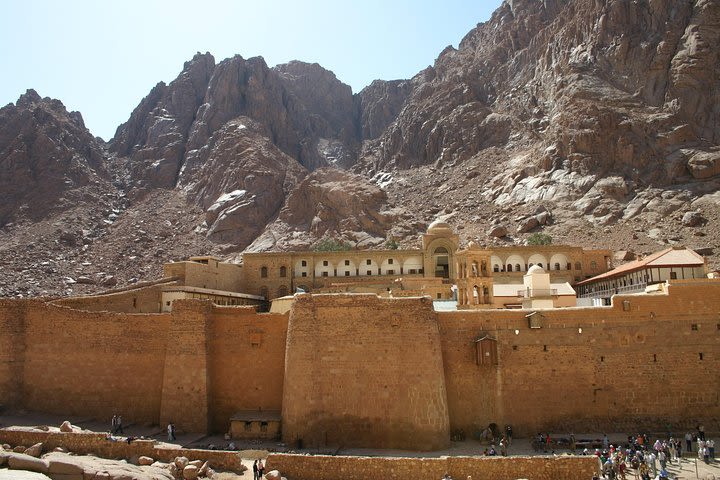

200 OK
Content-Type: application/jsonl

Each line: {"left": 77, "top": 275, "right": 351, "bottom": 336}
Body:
{"left": 252, "top": 460, "right": 258, "bottom": 480}
{"left": 116, "top": 415, "right": 124, "bottom": 434}
{"left": 111, "top": 415, "right": 118, "bottom": 434}
{"left": 685, "top": 432, "right": 693, "bottom": 453}
{"left": 167, "top": 423, "right": 176, "bottom": 441}
{"left": 257, "top": 459, "right": 264, "bottom": 478}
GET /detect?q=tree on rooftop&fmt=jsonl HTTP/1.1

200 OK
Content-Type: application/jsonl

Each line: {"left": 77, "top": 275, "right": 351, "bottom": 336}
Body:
{"left": 313, "top": 238, "right": 352, "bottom": 252}
{"left": 526, "top": 232, "right": 552, "bottom": 245}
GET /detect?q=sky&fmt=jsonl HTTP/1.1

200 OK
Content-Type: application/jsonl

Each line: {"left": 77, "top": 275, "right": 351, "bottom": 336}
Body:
{"left": 0, "top": 1, "right": 502, "bottom": 140}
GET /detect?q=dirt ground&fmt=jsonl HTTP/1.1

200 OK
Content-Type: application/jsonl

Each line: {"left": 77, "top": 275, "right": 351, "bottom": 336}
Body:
{"left": 1, "top": 412, "right": 719, "bottom": 479}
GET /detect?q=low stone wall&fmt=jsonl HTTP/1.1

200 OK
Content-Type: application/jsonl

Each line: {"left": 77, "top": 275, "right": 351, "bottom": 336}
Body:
{"left": 0, "top": 429, "right": 244, "bottom": 472}
{"left": 265, "top": 453, "right": 601, "bottom": 480}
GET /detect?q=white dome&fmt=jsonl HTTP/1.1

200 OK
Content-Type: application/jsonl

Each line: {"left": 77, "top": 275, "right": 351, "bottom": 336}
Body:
{"left": 527, "top": 265, "right": 546, "bottom": 274}
{"left": 427, "top": 219, "right": 452, "bottom": 233}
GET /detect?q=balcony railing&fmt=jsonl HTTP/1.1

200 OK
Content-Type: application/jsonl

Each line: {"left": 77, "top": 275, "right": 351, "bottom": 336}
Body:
{"left": 578, "top": 282, "right": 647, "bottom": 299}
{"left": 517, "top": 288, "right": 558, "bottom": 298}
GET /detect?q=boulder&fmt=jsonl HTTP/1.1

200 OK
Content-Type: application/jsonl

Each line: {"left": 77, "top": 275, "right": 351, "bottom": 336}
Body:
{"left": 487, "top": 225, "right": 508, "bottom": 238}
{"left": 13, "top": 445, "right": 26, "bottom": 453}
{"left": 48, "top": 474, "right": 83, "bottom": 480}
{"left": 101, "top": 275, "right": 117, "bottom": 287}
{"left": 188, "top": 460, "right": 203, "bottom": 468}
{"left": 198, "top": 461, "right": 209, "bottom": 476}
{"left": 7, "top": 452, "right": 50, "bottom": 473}
{"left": 183, "top": 464, "right": 199, "bottom": 480}
{"left": 536, "top": 211, "right": 551, "bottom": 225}
{"left": 137, "top": 456, "right": 154, "bottom": 466}
{"left": 174, "top": 456, "right": 189, "bottom": 470}
{"left": 0, "top": 451, "right": 9, "bottom": 466}
{"left": 517, "top": 216, "right": 539, "bottom": 233}
{"left": 48, "top": 458, "right": 84, "bottom": 475}
{"left": 687, "top": 150, "right": 720, "bottom": 179}
{"left": 682, "top": 211, "right": 705, "bottom": 227}
{"left": 24, "top": 442, "right": 43, "bottom": 457}
{"left": 265, "top": 470, "right": 282, "bottom": 480}
{"left": 59, "top": 420, "right": 74, "bottom": 432}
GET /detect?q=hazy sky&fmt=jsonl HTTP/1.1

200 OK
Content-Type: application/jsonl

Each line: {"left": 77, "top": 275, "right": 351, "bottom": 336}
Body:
{"left": 1, "top": 1, "right": 502, "bottom": 140}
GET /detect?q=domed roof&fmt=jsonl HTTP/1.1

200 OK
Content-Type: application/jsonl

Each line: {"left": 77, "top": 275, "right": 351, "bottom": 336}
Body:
{"left": 427, "top": 219, "right": 453, "bottom": 234}
{"left": 527, "top": 265, "right": 546, "bottom": 275}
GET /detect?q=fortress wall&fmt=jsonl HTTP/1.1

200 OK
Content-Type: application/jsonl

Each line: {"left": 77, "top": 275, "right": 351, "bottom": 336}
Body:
{"left": 159, "top": 300, "right": 213, "bottom": 433}
{"left": 265, "top": 453, "right": 600, "bottom": 480}
{"left": 53, "top": 284, "right": 164, "bottom": 313}
{"left": 0, "top": 300, "right": 27, "bottom": 408}
{"left": 21, "top": 301, "right": 170, "bottom": 423}
{"left": 207, "top": 307, "right": 288, "bottom": 433}
{"left": 439, "top": 282, "right": 720, "bottom": 435}
{"left": 282, "top": 294, "right": 450, "bottom": 451}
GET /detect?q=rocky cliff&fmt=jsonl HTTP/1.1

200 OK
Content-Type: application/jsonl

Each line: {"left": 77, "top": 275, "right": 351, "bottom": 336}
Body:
{"left": 2, "top": 0, "right": 719, "bottom": 297}
{"left": 0, "top": 89, "right": 109, "bottom": 225}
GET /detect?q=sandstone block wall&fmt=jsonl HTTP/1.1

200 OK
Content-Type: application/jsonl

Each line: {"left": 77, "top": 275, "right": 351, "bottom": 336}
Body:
{"left": 0, "top": 300, "right": 26, "bottom": 408}
{"left": 0, "top": 429, "right": 245, "bottom": 472}
{"left": 208, "top": 307, "right": 288, "bottom": 433}
{"left": 265, "top": 453, "right": 600, "bottom": 480}
{"left": 439, "top": 282, "right": 720, "bottom": 436}
{"left": 20, "top": 301, "right": 170, "bottom": 423}
{"left": 282, "top": 294, "right": 450, "bottom": 450}
{"left": 53, "top": 284, "right": 165, "bottom": 313}
{"left": 159, "top": 300, "right": 213, "bottom": 433}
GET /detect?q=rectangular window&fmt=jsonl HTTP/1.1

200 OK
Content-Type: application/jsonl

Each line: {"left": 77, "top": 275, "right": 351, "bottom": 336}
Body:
{"left": 345, "top": 271, "right": 350, "bottom": 276}
{"left": 244, "top": 422, "right": 252, "bottom": 432}
{"left": 345, "top": 260, "right": 350, "bottom": 266}
{"left": 388, "top": 259, "right": 394, "bottom": 264}
{"left": 670, "top": 271, "right": 677, "bottom": 279}
{"left": 366, "top": 259, "right": 372, "bottom": 265}
{"left": 301, "top": 272, "right": 307, "bottom": 277}
{"left": 366, "top": 270, "right": 372, "bottom": 276}
{"left": 301, "top": 260, "right": 307, "bottom": 267}
{"left": 409, "top": 269, "right": 416, "bottom": 274}
{"left": 387, "top": 269, "right": 394, "bottom": 275}
{"left": 260, "top": 422, "right": 268, "bottom": 432}
{"left": 323, "top": 260, "right": 328, "bottom": 266}
{"left": 691, "top": 324, "right": 698, "bottom": 331}
{"left": 322, "top": 271, "right": 328, "bottom": 277}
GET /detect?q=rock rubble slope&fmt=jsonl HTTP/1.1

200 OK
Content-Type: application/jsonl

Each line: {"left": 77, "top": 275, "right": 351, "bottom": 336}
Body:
{"left": 1, "top": 0, "right": 719, "bottom": 297}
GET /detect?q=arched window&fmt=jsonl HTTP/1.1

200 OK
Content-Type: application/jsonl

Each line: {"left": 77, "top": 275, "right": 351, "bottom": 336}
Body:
{"left": 260, "top": 266, "right": 268, "bottom": 278}
{"left": 537, "top": 263, "right": 543, "bottom": 268}
{"left": 507, "top": 264, "right": 513, "bottom": 272}
{"left": 279, "top": 266, "right": 287, "bottom": 277}
{"left": 493, "top": 264, "right": 500, "bottom": 272}
{"left": 277, "top": 285, "right": 289, "bottom": 297}
{"left": 515, "top": 264, "right": 521, "bottom": 272}
{"left": 566, "top": 263, "right": 572, "bottom": 270}
{"left": 554, "top": 263, "right": 560, "bottom": 271}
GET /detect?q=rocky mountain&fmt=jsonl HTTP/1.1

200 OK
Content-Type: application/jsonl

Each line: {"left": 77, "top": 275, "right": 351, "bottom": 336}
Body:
{"left": 0, "top": 89, "right": 109, "bottom": 225}
{"left": 1, "top": 0, "right": 719, "bottom": 298}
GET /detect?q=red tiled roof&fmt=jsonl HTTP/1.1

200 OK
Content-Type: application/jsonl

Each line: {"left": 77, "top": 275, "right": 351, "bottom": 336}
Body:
{"left": 576, "top": 247, "right": 704, "bottom": 286}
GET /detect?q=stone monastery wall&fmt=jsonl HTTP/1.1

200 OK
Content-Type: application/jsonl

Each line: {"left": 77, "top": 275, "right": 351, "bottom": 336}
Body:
{"left": 282, "top": 294, "right": 450, "bottom": 450}
{"left": 439, "top": 280, "right": 720, "bottom": 436}
{"left": 1, "top": 280, "right": 719, "bottom": 449}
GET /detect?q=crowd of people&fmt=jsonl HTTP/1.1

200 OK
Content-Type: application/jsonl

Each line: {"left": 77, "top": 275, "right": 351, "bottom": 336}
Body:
{"left": 591, "top": 431, "right": 715, "bottom": 480}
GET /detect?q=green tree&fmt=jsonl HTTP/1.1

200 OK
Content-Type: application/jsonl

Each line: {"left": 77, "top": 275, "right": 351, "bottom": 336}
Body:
{"left": 526, "top": 232, "right": 552, "bottom": 245}
{"left": 385, "top": 238, "right": 399, "bottom": 250}
{"left": 312, "top": 238, "right": 352, "bottom": 252}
